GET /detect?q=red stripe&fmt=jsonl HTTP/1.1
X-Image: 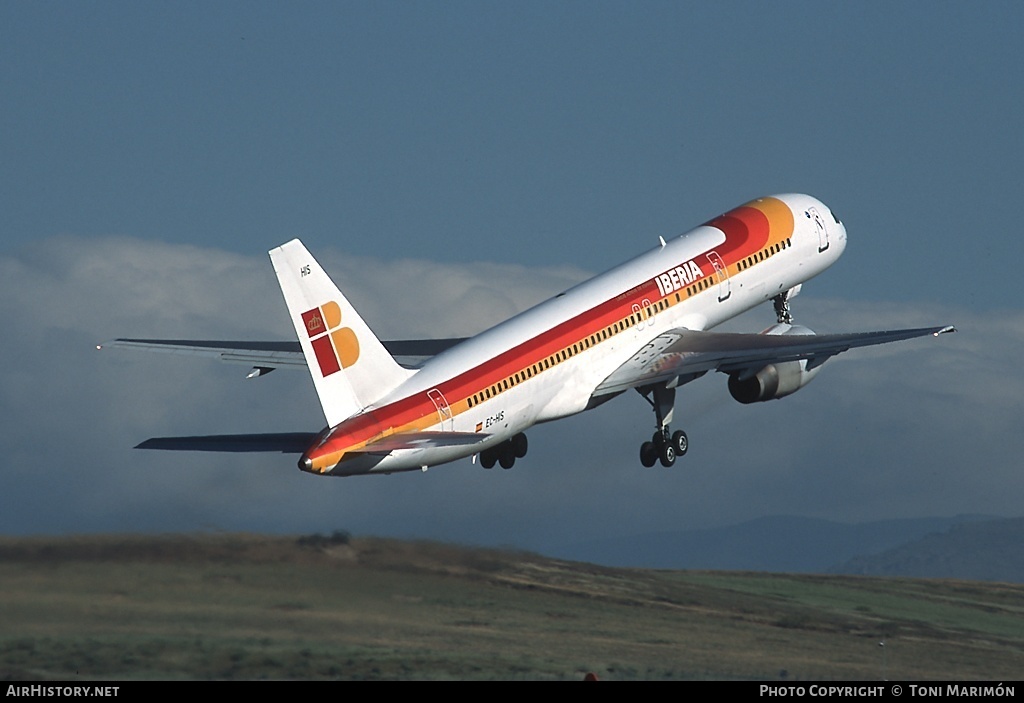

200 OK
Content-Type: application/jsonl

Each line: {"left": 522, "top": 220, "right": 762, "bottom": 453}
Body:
{"left": 314, "top": 280, "right": 661, "bottom": 457}
{"left": 314, "top": 209, "right": 783, "bottom": 458}
{"left": 705, "top": 206, "right": 770, "bottom": 261}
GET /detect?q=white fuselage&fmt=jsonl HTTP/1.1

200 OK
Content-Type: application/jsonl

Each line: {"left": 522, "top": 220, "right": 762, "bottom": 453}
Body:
{"left": 315, "top": 193, "right": 846, "bottom": 475}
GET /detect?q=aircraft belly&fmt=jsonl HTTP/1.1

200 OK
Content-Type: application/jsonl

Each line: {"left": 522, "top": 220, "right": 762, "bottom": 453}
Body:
{"left": 325, "top": 453, "right": 386, "bottom": 477}
{"left": 372, "top": 445, "right": 478, "bottom": 473}
{"left": 322, "top": 445, "right": 475, "bottom": 475}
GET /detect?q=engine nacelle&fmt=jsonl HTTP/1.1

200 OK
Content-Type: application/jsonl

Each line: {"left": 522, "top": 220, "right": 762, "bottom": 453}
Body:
{"left": 727, "top": 324, "right": 824, "bottom": 404}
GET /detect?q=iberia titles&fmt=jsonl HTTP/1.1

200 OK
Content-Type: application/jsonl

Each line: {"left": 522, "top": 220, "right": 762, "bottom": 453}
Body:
{"left": 654, "top": 259, "right": 704, "bottom": 298}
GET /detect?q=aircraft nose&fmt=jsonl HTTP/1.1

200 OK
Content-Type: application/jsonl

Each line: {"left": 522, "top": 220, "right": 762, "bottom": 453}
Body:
{"left": 298, "top": 455, "right": 313, "bottom": 472}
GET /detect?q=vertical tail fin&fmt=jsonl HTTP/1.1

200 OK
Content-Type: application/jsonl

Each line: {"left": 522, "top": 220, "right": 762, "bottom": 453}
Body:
{"left": 269, "top": 239, "right": 412, "bottom": 427}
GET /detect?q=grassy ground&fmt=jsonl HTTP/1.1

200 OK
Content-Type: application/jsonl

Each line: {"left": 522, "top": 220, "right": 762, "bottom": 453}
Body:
{"left": 0, "top": 533, "right": 1021, "bottom": 680}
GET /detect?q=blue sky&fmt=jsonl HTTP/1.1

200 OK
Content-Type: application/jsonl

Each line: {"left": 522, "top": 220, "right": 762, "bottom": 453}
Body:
{"left": 2, "top": 2, "right": 1022, "bottom": 556}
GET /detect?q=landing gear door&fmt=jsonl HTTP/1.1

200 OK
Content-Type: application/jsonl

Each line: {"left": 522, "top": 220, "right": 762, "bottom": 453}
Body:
{"left": 427, "top": 388, "right": 453, "bottom": 431}
{"left": 706, "top": 250, "right": 731, "bottom": 302}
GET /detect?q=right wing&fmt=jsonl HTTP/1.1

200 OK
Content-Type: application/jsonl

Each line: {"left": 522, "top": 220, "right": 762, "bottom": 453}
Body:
{"left": 99, "top": 337, "right": 467, "bottom": 372}
{"left": 595, "top": 325, "right": 956, "bottom": 395}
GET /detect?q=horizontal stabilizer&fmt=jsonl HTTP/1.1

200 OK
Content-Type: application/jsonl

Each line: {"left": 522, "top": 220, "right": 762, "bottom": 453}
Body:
{"left": 136, "top": 433, "right": 319, "bottom": 453}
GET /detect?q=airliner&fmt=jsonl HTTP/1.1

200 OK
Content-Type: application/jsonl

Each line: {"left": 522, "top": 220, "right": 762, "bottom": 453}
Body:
{"left": 102, "top": 194, "right": 954, "bottom": 475}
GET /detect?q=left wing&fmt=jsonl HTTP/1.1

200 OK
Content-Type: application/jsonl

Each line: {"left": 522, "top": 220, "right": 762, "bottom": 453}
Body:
{"left": 595, "top": 325, "right": 956, "bottom": 395}
{"left": 99, "top": 337, "right": 467, "bottom": 372}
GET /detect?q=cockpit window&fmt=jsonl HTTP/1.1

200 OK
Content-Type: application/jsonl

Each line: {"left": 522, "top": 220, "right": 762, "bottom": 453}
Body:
{"left": 831, "top": 210, "right": 842, "bottom": 225}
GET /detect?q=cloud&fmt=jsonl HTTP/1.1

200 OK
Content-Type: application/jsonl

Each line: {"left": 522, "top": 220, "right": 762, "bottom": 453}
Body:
{"left": 1, "top": 235, "right": 1020, "bottom": 558}
{"left": 0, "top": 235, "right": 588, "bottom": 536}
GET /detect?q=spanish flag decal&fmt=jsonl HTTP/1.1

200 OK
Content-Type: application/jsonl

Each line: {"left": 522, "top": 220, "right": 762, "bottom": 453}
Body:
{"left": 301, "top": 301, "right": 359, "bottom": 377}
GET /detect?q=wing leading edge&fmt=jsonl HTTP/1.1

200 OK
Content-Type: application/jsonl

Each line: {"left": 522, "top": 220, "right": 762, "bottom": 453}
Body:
{"left": 595, "top": 325, "right": 956, "bottom": 395}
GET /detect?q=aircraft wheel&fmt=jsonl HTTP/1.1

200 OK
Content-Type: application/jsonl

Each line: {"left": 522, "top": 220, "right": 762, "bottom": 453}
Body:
{"left": 512, "top": 433, "right": 528, "bottom": 459}
{"left": 660, "top": 442, "right": 676, "bottom": 468}
{"left": 481, "top": 449, "right": 497, "bottom": 469}
{"left": 652, "top": 431, "right": 666, "bottom": 450}
{"left": 671, "top": 430, "right": 688, "bottom": 457}
{"left": 640, "top": 441, "right": 658, "bottom": 468}
{"left": 499, "top": 450, "right": 516, "bottom": 469}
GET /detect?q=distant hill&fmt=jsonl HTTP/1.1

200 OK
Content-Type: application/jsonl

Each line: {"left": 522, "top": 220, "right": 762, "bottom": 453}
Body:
{"left": 2, "top": 532, "right": 1024, "bottom": 679}
{"left": 555, "top": 514, "right": 1000, "bottom": 575}
{"left": 832, "top": 517, "right": 1024, "bottom": 582}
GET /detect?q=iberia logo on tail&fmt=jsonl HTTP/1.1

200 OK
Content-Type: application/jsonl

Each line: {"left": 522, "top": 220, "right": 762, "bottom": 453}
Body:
{"left": 301, "top": 301, "right": 359, "bottom": 376}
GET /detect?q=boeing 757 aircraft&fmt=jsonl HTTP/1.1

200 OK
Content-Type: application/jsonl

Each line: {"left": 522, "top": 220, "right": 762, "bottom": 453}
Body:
{"left": 102, "top": 194, "right": 954, "bottom": 475}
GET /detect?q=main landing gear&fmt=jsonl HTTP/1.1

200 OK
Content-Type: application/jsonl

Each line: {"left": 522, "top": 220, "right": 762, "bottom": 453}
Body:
{"left": 638, "top": 385, "right": 688, "bottom": 468}
{"left": 480, "top": 433, "right": 528, "bottom": 470}
{"left": 640, "top": 428, "right": 688, "bottom": 468}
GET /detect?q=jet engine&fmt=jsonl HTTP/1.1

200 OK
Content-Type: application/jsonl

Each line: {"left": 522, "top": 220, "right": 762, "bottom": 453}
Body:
{"left": 727, "top": 324, "right": 824, "bottom": 404}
